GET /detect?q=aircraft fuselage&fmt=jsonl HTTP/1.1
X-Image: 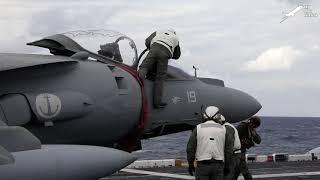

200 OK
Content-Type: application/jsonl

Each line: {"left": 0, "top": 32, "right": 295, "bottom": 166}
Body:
{"left": 0, "top": 53, "right": 261, "bottom": 147}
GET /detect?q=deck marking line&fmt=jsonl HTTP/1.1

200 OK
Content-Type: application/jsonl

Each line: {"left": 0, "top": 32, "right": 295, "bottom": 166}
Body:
{"left": 251, "top": 171, "right": 320, "bottom": 178}
{"left": 122, "top": 169, "right": 320, "bottom": 179}
{"left": 121, "top": 169, "right": 194, "bottom": 179}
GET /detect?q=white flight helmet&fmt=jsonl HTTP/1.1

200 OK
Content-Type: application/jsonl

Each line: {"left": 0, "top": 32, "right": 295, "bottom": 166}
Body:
{"left": 203, "top": 106, "right": 219, "bottom": 119}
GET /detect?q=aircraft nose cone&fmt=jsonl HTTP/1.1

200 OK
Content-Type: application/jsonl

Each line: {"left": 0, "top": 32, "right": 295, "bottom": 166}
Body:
{"left": 224, "top": 88, "right": 262, "bottom": 123}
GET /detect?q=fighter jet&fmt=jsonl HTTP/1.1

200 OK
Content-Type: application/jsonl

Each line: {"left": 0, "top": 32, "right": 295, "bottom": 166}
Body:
{"left": 0, "top": 30, "right": 261, "bottom": 179}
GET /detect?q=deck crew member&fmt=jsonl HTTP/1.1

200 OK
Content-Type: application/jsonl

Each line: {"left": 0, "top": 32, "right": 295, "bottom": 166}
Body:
{"left": 234, "top": 116, "right": 261, "bottom": 180}
{"left": 138, "top": 29, "right": 181, "bottom": 108}
{"left": 186, "top": 106, "right": 232, "bottom": 180}
{"left": 221, "top": 117, "right": 241, "bottom": 180}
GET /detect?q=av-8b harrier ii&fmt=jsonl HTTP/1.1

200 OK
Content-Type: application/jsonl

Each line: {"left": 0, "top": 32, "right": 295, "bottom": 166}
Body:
{"left": 0, "top": 30, "right": 261, "bottom": 180}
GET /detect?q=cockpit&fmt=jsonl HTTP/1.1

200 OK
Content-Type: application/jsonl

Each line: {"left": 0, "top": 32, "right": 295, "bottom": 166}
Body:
{"left": 62, "top": 30, "right": 139, "bottom": 66}
{"left": 27, "top": 29, "right": 193, "bottom": 81}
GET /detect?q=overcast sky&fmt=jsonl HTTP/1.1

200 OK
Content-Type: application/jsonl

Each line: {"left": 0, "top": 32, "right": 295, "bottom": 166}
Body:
{"left": 0, "top": 0, "right": 319, "bottom": 117}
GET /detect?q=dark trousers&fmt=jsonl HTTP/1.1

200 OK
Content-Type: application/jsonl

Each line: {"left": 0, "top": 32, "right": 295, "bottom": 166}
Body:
{"left": 233, "top": 152, "right": 252, "bottom": 180}
{"left": 138, "top": 46, "right": 169, "bottom": 106}
{"left": 196, "top": 160, "right": 224, "bottom": 180}
{"left": 224, "top": 153, "right": 237, "bottom": 180}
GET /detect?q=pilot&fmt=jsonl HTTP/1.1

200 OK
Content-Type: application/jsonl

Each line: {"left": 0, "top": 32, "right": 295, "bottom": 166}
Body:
{"left": 186, "top": 106, "right": 232, "bottom": 180}
{"left": 234, "top": 116, "right": 261, "bottom": 180}
{"left": 98, "top": 42, "right": 123, "bottom": 62}
{"left": 222, "top": 117, "right": 241, "bottom": 180}
{"left": 138, "top": 29, "right": 181, "bottom": 109}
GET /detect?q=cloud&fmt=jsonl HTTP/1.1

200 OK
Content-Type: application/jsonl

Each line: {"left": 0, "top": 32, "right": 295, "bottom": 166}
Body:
{"left": 242, "top": 46, "right": 303, "bottom": 72}
{"left": 0, "top": 0, "right": 319, "bottom": 116}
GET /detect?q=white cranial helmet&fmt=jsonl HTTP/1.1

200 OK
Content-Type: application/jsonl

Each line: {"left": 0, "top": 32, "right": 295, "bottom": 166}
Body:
{"left": 204, "top": 106, "right": 219, "bottom": 119}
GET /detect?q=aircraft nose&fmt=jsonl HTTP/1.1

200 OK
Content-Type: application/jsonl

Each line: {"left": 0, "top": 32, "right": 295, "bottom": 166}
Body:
{"left": 223, "top": 88, "right": 262, "bottom": 123}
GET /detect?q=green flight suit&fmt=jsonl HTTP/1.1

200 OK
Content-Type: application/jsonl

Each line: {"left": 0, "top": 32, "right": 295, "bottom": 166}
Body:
{"left": 138, "top": 32, "right": 181, "bottom": 107}
{"left": 233, "top": 122, "right": 261, "bottom": 180}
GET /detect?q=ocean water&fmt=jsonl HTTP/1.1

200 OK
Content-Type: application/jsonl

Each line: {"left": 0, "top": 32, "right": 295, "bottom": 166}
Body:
{"left": 134, "top": 117, "right": 320, "bottom": 160}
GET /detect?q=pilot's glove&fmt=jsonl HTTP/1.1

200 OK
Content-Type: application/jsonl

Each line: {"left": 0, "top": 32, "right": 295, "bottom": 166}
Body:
{"left": 188, "top": 162, "right": 195, "bottom": 176}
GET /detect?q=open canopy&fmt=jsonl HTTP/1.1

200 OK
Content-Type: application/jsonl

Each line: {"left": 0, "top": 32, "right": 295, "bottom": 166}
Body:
{"left": 27, "top": 30, "right": 139, "bottom": 68}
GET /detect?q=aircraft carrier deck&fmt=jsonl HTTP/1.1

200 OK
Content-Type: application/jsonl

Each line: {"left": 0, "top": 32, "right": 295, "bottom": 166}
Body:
{"left": 102, "top": 160, "right": 320, "bottom": 180}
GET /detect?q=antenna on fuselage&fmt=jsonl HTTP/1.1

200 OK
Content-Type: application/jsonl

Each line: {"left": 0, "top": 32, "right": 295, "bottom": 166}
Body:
{"left": 193, "top": 66, "right": 199, "bottom": 78}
